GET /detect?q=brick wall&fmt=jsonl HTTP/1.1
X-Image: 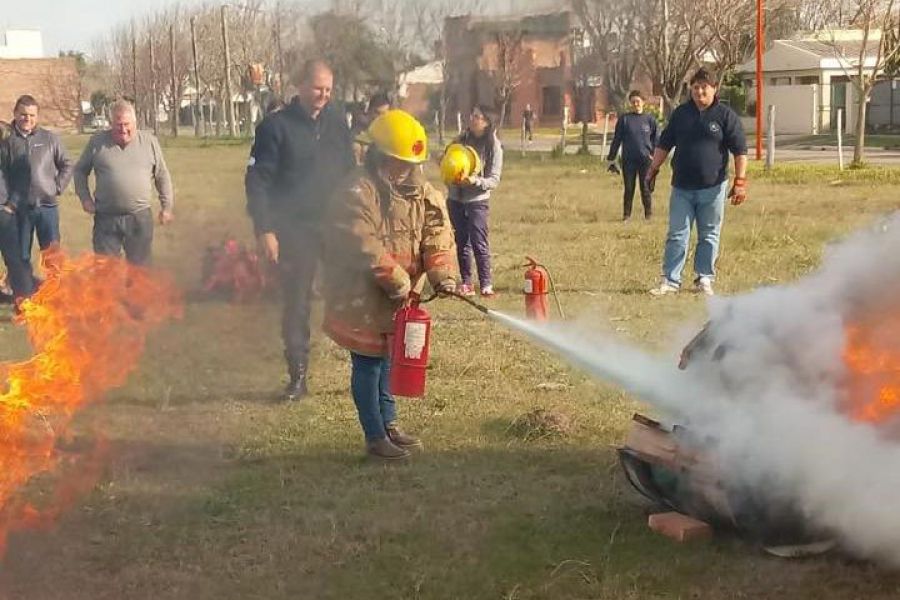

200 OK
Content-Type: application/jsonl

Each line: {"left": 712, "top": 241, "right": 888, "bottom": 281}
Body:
{"left": 0, "top": 58, "right": 80, "bottom": 131}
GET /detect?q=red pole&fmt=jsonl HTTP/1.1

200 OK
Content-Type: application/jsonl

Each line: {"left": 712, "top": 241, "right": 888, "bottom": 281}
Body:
{"left": 755, "top": 0, "right": 764, "bottom": 160}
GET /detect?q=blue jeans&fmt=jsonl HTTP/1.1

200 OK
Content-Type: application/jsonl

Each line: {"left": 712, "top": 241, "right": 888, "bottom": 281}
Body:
{"left": 0, "top": 209, "right": 34, "bottom": 298}
{"left": 18, "top": 204, "right": 61, "bottom": 260}
{"left": 350, "top": 353, "right": 397, "bottom": 441}
{"left": 448, "top": 200, "right": 491, "bottom": 288}
{"left": 662, "top": 181, "right": 728, "bottom": 287}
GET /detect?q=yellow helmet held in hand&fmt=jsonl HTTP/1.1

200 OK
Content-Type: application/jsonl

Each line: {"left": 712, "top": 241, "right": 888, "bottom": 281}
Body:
{"left": 367, "top": 109, "right": 429, "bottom": 164}
{"left": 440, "top": 143, "right": 482, "bottom": 185}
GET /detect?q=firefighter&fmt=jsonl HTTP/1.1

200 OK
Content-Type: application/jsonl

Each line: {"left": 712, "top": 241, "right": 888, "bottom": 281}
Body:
{"left": 322, "top": 109, "right": 458, "bottom": 461}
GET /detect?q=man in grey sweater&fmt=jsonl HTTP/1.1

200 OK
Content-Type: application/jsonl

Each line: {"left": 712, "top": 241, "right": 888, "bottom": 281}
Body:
{"left": 74, "top": 100, "right": 174, "bottom": 266}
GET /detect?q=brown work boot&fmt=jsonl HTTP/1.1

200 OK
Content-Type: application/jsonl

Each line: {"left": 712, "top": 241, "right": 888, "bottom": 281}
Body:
{"left": 366, "top": 437, "right": 410, "bottom": 461}
{"left": 386, "top": 425, "right": 423, "bottom": 450}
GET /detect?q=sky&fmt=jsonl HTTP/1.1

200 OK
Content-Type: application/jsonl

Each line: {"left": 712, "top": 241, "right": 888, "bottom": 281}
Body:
{"left": 1, "top": 0, "right": 557, "bottom": 57}
{"left": 1, "top": 0, "right": 203, "bottom": 56}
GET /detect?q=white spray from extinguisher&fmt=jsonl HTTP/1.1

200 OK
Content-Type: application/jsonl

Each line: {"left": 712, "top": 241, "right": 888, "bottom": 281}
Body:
{"left": 485, "top": 311, "right": 703, "bottom": 418}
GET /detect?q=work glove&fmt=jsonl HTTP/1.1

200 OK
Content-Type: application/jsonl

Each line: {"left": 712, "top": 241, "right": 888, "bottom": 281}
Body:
{"left": 728, "top": 177, "right": 748, "bottom": 206}
{"left": 607, "top": 161, "right": 620, "bottom": 175}
{"left": 646, "top": 166, "right": 659, "bottom": 193}
{"left": 389, "top": 278, "right": 412, "bottom": 301}
{"left": 435, "top": 278, "right": 457, "bottom": 296}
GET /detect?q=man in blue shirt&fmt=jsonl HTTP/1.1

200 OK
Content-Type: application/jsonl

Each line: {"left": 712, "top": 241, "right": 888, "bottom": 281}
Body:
{"left": 607, "top": 90, "right": 658, "bottom": 220}
{"left": 646, "top": 69, "right": 748, "bottom": 297}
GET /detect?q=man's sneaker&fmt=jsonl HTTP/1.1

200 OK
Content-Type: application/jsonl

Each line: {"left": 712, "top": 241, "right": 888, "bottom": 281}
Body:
{"left": 386, "top": 425, "right": 423, "bottom": 450}
{"left": 480, "top": 285, "right": 497, "bottom": 298}
{"left": 649, "top": 280, "right": 679, "bottom": 296}
{"left": 367, "top": 437, "right": 411, "bottom": 461}
{"left": 459, "top": 283, "right": 476, "bottom": 297}
{"left": 694, "top": 277, "right": 714, "bottom": 296}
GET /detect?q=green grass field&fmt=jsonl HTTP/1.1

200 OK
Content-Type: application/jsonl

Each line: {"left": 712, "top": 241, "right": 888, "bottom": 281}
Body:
{"left": 1, "top": 137, "right": 900, "bottom": 599}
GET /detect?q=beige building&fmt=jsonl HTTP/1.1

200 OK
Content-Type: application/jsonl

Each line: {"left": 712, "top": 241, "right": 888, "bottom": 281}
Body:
{"left": 738, "top": 30, "right": 883, "bottom": 135}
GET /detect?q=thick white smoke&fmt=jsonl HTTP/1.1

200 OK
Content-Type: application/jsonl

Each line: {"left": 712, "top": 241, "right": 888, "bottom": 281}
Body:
{"left": 490, "top": 212, "right": 900, "bottom": 564}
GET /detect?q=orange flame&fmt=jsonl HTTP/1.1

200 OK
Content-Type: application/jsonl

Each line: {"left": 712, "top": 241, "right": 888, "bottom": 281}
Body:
{"left": 842, "top": 316, "right": 900, "bottom": 423}
{"left": 0, "top": 253, "right": 182, "bottom": 553}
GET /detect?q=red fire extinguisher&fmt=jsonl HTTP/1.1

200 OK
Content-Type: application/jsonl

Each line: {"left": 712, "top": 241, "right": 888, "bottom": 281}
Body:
{"left": 524, "top": 256, "right": 550, "bottom": 321}
{"left": 389, "top": 293, "right": 432, "bottom": 398}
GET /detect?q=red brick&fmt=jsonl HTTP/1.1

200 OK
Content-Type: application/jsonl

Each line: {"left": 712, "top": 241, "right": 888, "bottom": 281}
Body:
{"left": 648, "top": 511, "right": 713, "bottom": 543}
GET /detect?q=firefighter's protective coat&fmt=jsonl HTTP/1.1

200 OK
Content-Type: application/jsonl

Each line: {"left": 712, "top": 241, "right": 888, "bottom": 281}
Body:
{"left": 322, "top": 162, "right": 457, "bottom": 357}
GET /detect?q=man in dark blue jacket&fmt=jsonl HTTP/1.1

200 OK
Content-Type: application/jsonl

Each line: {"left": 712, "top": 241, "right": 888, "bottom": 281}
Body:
{"left": 646, "top": 69, "right": 748, "bottom": 297}
{"left": 607, "top": 90, "right": 658, "bottom": 220}
{"left": 245, "top": 59, "right": 354, "bottom": 401}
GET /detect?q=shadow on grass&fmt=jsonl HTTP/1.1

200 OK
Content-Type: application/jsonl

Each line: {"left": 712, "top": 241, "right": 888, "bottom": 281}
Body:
{"left": 5, "top": 436, "right": 900, "bottom": 600}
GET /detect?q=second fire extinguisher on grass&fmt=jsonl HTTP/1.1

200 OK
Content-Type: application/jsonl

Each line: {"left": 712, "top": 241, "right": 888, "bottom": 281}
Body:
{"left": 524, "top": 256, "right": 564, "bottom": 321}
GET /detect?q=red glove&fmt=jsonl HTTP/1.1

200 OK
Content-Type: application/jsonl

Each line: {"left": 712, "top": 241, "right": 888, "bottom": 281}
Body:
{"left": 729, "top": 177, "right": 747, "bottom": 205}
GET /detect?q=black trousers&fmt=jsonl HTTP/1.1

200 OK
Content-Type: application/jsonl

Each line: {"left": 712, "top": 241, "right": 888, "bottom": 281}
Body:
{"left": 93, "top": 209, "right": 154, "bottom": 266}
{"left": 0, "top": 208, "right": 35, "bottom": 298}
{"left": 622, "top": 158, "right": 653, "bottom": 218}
{"left": 277, "top": 223, "right": 322, "bottom": 378}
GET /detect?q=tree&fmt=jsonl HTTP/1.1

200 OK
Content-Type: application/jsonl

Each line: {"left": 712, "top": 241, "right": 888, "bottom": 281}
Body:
{"left": 571, "top": 0, "right": 643, "bottom": 109}
{"left": 640, "top": 0, "right": 715, "bottom": 113}
{"left": 42, "top": 51, "right": 88, "bottom": 132}
{"left": 487, "top": 29, "right": 525, "bottom": 127}
{"left": 307, "top": 11, "right": 395, "bottom": 99}
{"left": 412, "top": 0, "right": 486, "bottom": 145}
{"left": 822, "top": 0, "right": 900, "bottom": 165}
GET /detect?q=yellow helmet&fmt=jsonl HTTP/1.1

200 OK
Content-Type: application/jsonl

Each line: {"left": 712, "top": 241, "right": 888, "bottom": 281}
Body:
{"left": 367, "top": 109, "right": 428, "bottom": 164}
{"left": 440, "top": 143, "right": 482, "bottom": 185}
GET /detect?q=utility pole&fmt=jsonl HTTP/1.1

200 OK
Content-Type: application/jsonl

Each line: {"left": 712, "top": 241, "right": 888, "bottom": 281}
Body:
{"left": 149, "top": 31, "right": 159, "bottom": 135}
{"left": 662, "top": 0, "right": 670, "bottom": 113}
{"left": 221, "top": 4, "right": 237, "bottom": 137}
{"left": 275, "top": 2, "right": 284, "bottom": 100}
{"left": 131, "top": 23, "right": 138, "bottom": 113}
{"left": 190, "top": 16, "right": 203, "bottom": 137}
{"left": 170, "top": 25, "right": 178, "bottom": 137}
{"left": 755, "top": 0, "right": 765, "bottom": 160}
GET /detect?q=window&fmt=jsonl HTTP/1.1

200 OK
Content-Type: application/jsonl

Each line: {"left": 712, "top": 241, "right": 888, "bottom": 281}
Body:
{"left": 542, "top": 86, "right": 562, "bottom": 116}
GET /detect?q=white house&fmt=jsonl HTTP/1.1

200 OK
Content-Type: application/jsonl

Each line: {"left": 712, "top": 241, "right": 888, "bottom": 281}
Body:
{"left": 738, "top": 30, "right": 883, "bottom": 135}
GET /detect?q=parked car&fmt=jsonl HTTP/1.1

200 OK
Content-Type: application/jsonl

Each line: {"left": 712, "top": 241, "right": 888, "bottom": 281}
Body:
{"left": 89, "top": 115, "right": 109, "bottom": 130}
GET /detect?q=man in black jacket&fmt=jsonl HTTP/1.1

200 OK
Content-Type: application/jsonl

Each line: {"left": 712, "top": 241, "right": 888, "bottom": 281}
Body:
{"left": 646, "top": 69, "right": 748, "bottom": 297}
{"left": 246, "top": 59, "right": 354, "bottom": 401}
{"left": 607, "top": 90, "right": 657, "bottom": 220}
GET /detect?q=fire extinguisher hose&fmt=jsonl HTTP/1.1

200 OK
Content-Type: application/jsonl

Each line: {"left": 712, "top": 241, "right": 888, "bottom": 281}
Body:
{"left": 418, "top": 289, "right": 490, "bottom": 314}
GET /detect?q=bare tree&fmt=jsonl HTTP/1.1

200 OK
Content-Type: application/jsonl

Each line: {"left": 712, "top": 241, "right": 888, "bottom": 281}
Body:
{"left": 822, "top": 0, "right": 900, "bottom": 165}
{"left": 571, "top": 0, "right": 643, "bottom": 109}
{"left": 412, "top": 0, "right": 486, "bottom": 145}
{"left": 641, "top": 0, "right": 715, "bottom": 112}
{"left": 485, "top": 30, "right": 525, "bottom": 127}
{"left": 793, "top": 0, "right": 858, "bottom": 30}
{"left": 41, "top": 53, "right": 87, "bottom": 132}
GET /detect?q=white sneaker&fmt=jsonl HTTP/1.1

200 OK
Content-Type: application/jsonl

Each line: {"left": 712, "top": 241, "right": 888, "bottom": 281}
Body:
{"left": 649, "top": 280, "right": 679, "bottom": 296}
{"left": 694, "top": 277, "right": 714, "bottom": 296}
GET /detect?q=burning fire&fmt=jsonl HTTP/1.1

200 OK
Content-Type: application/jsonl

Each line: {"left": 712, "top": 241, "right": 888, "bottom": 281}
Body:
{"left": 0, "top": 253, "right": 182, "bottom": 554}
{"left": 843, "top": 315, "right": 900, "bottom": 424}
